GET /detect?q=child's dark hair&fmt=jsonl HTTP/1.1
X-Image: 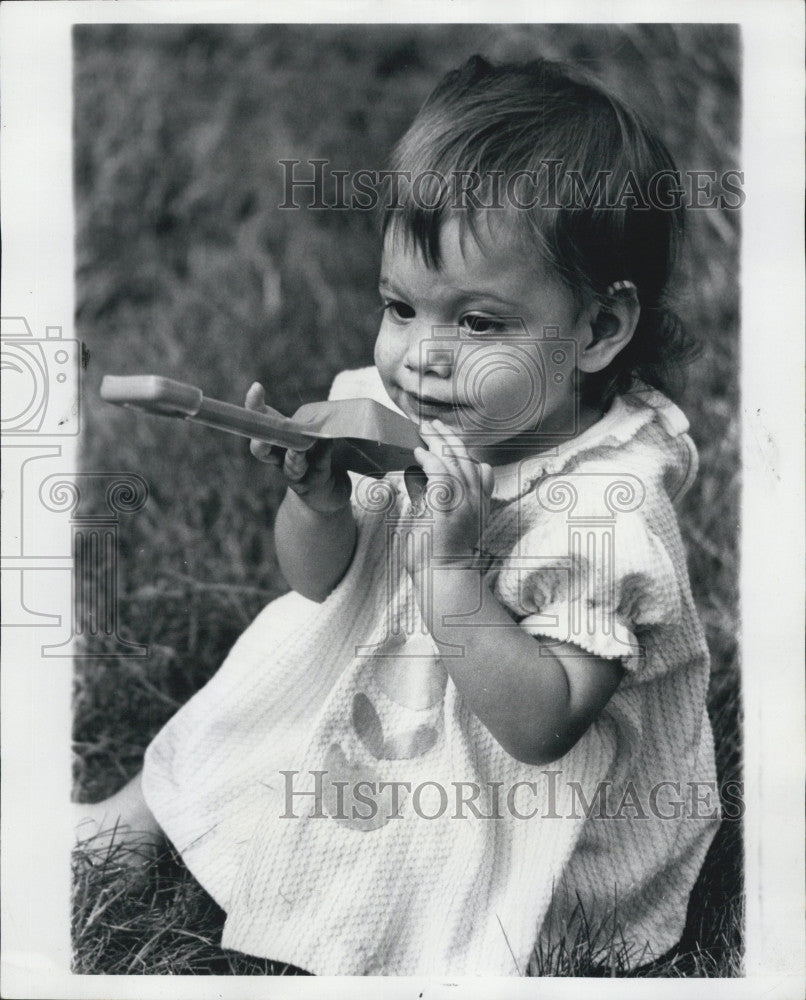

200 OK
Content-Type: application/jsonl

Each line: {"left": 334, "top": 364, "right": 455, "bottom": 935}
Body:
{"left": 382, "top": 55, "right": 698, "bottom": 406}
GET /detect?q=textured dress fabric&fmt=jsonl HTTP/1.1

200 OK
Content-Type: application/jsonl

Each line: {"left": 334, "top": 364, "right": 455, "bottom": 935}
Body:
{"left": 142, "top": 366, "right": 719, "bottom": 976}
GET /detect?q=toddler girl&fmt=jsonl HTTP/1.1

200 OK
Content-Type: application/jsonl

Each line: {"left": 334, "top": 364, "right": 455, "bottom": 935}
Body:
{"left": 77, "top": 55, "right": 719, "bottom": 975}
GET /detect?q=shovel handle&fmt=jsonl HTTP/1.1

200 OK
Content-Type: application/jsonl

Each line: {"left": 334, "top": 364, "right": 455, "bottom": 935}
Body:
{"left": 100, "top": 375, "right": 318, "bottom": 451}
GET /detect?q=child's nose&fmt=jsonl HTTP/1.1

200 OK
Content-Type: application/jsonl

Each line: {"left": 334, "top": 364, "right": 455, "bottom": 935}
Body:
{"left": 404, "top": 327, "right": 454, "bottom": 379}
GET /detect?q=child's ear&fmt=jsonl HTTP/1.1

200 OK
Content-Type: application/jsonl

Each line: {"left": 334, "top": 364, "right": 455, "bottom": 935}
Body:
{"left": 577, "top": 283, "right": 640, "bottom": 374}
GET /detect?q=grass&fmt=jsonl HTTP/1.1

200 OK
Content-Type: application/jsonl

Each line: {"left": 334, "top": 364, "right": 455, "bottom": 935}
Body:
{"left": 72, "top": 842, "right": 309, "bottom": 976}
{"left": 72, "top": 23, "right": 742, "bottom": 975}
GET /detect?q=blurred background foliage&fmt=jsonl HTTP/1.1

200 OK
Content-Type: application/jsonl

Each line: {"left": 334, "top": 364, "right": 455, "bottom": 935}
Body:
{"left": 73, "top": 23, "right": 741, "bottom": 974}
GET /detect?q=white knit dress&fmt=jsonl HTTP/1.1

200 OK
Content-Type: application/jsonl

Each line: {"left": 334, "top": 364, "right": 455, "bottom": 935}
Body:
{"left": 142, "top": 367, "right": 719, "bottom": 976}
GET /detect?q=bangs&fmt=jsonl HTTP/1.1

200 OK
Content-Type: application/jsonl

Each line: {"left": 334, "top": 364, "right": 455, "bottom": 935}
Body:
{"left": 382, "top": 199, "right": 446, "bottom": 270}
{"left": 381, "top": 172, "right": 557, "bottom": 277}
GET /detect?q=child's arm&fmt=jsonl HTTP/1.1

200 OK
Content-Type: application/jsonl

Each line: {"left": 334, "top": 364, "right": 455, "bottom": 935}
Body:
{"left": 247, "top": 383, "right": 357, "bottom": 603}
{"left": 417, "top": 568, "right": 624, "bottom": 765}
{"left": 411, "top": 420, "right": 624, "bottom": 766}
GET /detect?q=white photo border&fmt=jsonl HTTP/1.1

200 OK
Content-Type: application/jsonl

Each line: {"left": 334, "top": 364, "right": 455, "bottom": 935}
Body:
{"left": 1, "top": 1, "right": 803, "bottom": 998}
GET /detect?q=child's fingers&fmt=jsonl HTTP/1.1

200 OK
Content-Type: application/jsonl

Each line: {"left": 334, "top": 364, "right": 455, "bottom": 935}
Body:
{"left": 245, "top": 381, "right": 265, "bottom": 411}
{"left": 417, "top": 424, "right": 494, "bottom": 507}
{"left": 480, "top": 462, "right": 495, "bottom": 498}
{"left": 283, "top": 448, "right": 309, "bottom": 481}
{"left": 422, "top": 420, "right": 482, "bottom": 488}
{"left": 424, "top": 420, "right": 472, "bottom": 463}
{"left": 245, "top": 383, "right": 284, "bottom": 466}
{"left": 413, "top": 445, "right": 448, "bottom": 479}
{"left": 418, "top": 422, "right": 453, "bottom": 467}
{"left": 303, "top": 438, "right": 334, "bottom": 472}
{"left": 249, "top": 438, "right": 282, "bottom": 465}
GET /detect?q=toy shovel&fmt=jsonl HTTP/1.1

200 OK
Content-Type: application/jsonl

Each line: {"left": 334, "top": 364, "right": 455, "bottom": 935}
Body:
{"left": 100, "top": 374, "right": 425, "bottom": 476}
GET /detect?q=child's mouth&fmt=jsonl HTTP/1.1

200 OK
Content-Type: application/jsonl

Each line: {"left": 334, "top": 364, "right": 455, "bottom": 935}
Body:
{"left": 402, "top": 390, "right": 461, "bottom": 420}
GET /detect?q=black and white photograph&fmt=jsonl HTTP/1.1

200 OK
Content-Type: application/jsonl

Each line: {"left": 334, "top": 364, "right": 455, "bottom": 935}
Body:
{"left": 1, "top": 3, "right": 803, "bottom": 997}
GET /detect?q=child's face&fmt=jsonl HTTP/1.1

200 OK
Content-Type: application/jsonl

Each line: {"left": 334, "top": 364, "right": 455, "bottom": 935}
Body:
{"left": 375, "top": 213, "right": 598, "bottom": 463}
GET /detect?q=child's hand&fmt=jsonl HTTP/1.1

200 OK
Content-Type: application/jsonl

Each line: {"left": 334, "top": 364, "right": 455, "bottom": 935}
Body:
{"left": 245, "top": 382, "right": 352, "bottom": 513}
{"left": 412, "top": 419, "right": 495, "bottom": 567}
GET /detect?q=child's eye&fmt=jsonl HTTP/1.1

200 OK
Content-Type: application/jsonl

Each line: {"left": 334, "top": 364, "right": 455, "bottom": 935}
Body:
{"left": 382, "top": 301, "right": 415, "bottom": 322}
{"left": 460, "top": 314, "right": 507, "bottom": 336}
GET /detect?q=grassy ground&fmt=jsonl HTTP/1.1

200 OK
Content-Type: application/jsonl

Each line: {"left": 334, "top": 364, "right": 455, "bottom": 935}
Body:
{"left": 72, "top": 23, "right": 742, "bottom": 975}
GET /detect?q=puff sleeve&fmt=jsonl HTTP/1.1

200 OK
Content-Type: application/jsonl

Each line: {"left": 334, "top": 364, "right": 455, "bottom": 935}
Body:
{"left": 490, "top": 476, "right": 683, "bottom": 671}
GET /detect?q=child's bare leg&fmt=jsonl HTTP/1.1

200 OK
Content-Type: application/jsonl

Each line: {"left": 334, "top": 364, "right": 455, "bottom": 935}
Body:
{"left": 73, "top": 771, "right": 164, "bottom": 858}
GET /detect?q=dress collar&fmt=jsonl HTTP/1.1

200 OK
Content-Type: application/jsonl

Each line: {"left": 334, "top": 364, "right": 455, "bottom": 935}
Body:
{"left": 490, "top": 389, "right": 689, "bottom": 501}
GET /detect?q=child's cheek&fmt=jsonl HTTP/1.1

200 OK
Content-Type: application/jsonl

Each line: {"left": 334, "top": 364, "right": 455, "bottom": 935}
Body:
{"left": 460, "top": 346, "right": 544, "bottom": 427}
{"left": 373, "top": 333, "right": 384, "bottom": 370}
{"left": 374, "top": 328, "right": 398, "bottom": 384}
